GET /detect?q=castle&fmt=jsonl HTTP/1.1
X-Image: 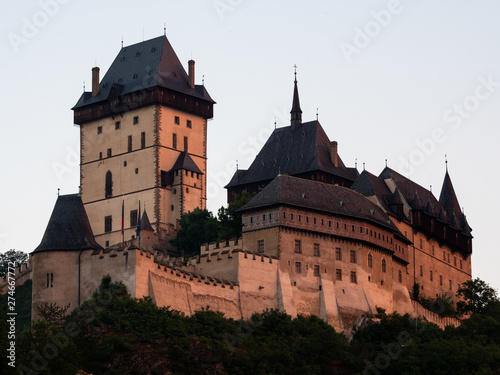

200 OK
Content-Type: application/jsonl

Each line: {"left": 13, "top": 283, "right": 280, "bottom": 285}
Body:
{"left": 23, "top": 35, "right": 472, "bottom": 333}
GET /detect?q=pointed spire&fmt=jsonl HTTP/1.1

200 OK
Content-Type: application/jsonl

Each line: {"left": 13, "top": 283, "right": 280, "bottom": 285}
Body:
{"left": 412, "top": 190, "right": 423, "bottom": 210}
{"left": 425, "top": 200, "right": 434, "bottom": 216}
{"left": 439, "top": 168, "right": 461, "bottom": 221}
{"left": 140, "top": 210, "right": 154, "bottom": 232}
{"left": 290, "top": 65, "right": 302, "bottom": 129}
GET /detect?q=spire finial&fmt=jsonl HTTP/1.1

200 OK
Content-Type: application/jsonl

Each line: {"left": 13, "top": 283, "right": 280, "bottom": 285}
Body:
{"left": 83, "top": 81, "right": 85, "bottom": 92}
{"left": 274, "top": 117, "right": 277, "bottom": 129}
{"left": 121, "top": 36, "right": 123, "bottom": 49}
{"left": 445, "top": 153, "right": 448, "bottom": 172}
{"left": 202, "top": 75, "right": 205, "bottom": 86}
{"left": 430, "top": 185, "right": 432, "bottom": 193}
{"left": 290, "top": 65, "right": 302, "bottom": 128}
{"left": 355, "top": 158, "right": 358, "bottom": 169}
{"left": 316, "top": 108, "right": 319, "bottom": 121}
{"left": 57, "top": 188, "right": 60, "bottom": 197}
{"left": 363, "top": 162, "right": 365, "bottom": 171}
{"left": 164, "top": 23, "right": 166, "bottom": 36}
{"left": 294, "top": 64, "right": 297, "bottom": 83}
{"left": 385, "top": 159, "right": 388, "bottom": 167}
{"left": 236, "top": 160, "right": 238, "bottom": 170}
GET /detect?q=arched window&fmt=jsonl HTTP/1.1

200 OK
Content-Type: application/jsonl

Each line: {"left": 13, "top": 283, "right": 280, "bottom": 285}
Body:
{"left": 398, "top": 269, "right": 402, "bottom": 283}
{"left": 382, "top": 259, "right": 387, "bottom": 273}
{"left": 105, "top": 171, "right": 113, "bottom": 198}
{"left": 368, "top": 253, "right": 373, "bottom": 268}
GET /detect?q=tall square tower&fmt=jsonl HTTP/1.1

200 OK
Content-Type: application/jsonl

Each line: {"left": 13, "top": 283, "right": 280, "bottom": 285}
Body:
{"left": 73, "top": 36, "right": 214, "bottom": 247}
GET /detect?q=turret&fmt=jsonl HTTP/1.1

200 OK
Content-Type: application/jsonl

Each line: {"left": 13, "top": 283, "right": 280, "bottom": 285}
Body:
{"left": 290, "top": 69, "right": 302, "bottom": 130}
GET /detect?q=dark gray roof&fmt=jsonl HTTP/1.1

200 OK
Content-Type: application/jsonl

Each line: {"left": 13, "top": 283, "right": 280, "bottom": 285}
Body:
{"left": 33, "top": 194, "right": 102, "bottom": 253}
{"left": 73, "top": 36, "right": 214, "bottom": 110}
{"left": 140, "top": 211, "right": 154, "bottom": 232}
{"left": 225, "top": 121, "right": 358, "bottom": 188}
{"left": 240, "top": 175, "right": 401, "bottom": 233}
{"left": 171, "top": 151, "right": 203, "bottom": 174}
{"left": 439, "top": 171, "right": 461, "bottom": 220}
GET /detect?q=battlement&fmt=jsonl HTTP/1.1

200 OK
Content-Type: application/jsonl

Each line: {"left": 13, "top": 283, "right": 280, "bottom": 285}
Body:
{"left": 1, "top": 260, "right": 32, "bottom": 294}
{"left": 200, "top": 237, "right": 246, "bottom": 255}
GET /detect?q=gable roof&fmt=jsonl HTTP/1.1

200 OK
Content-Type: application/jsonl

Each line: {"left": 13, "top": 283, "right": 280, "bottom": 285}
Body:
{"left": 73, "top": 36, "right": 214, "bottom": 110}
{"left": 226, "top": 121, "right": 358, "bottom": 188}
{"left": 33, "top": 194, "right": 102, "bottom": 254}
{"left": 240, "top": 175, "right": 401, "bottom": 233}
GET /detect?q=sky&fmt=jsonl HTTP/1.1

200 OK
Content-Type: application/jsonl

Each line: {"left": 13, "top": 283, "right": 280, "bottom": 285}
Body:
{"left": 1, "top": 0, "right": 499, "bottom": 291}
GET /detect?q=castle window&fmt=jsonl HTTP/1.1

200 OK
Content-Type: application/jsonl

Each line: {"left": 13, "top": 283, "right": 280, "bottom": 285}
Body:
{"left": 115, "top": 121, "right": 121, "bottom": 130}
{"left": 99, "top": 152, "right": 103, "bottom": 160}
{"left": 328, "top": 220, "right": 331, "bottom": 227}
{"left": 335, "top": 248, "right": 342, "bottom": 261}
{"left": 350, "top": 271, "right": 357, "bottom": 284}
{"left": 105, "top": 241, "right": 110, "bottom": 247}
{"left": 291, "top": 213, "right": 294, "bottom": 220}
{"left": 454, "top": 257, "right": 457, "bottom": 266}
{"left": 420, "top": 265, "right": 423, "bottom": 276}
{"left": 130, "top": 210, "right": 138, "bottom": 227}
{"left": 313, "top": 265, "right": 320, "bottom": 276}
{"left": 141, "top": 132, "right": 146, "bottom": 149}
{"left": 105, "top": 171, "right": 113, "bottom": 198}
{"left": 298, "top": 215, "right": 301, "bottom": 222}
{"left": 432, "top": 245, "right": 435, "bottom": 255}
{"left": 336, "top": 222, "right": 339, "bottom": 229}
{"left": 360, "top": 227, "right": 363, "bottom": 233}
{"left": 382, "top": 259, "right": 387, "bottom": 273}
{"left": 97, "top": 126, "right": 102, "bottom": 134}
{"left": 306, "top": 216, "right": 309, "bottom": 223}
{"left": 133, "top": 116, "right": 139, "bottom": 125}
{"left": 283, "top": 212, "right": 286, "bottom": 219}
{"left": 184, "top": 136, "right": 188, "bottom": 152}
{"left": 262, "top": 214, "right": 266, "bottom": 221}
{"left": 430, "top": 270, "right": 433, "bottom": 281}
{"left": 294, "top": 240, "right": 301, "bottom": 254}
{"left": 295, "top": 262, "right": 301, "bottom": 273}
{"left": 344, "top": 224, "right": 347, "bottom": 230}
{"left": 398, "top": 270, "right": 402, "bottom": 283}
{"left": 175, "top": 116, "right": 180, "bottom": 125}
{"left": 449, "top": 279, "right": 452, "bottom": 290}
{"left": 135, "top": 168, "right": 139, "bottom": 174}
{"left": 173, "top": 133, "right": 177, "bottom": 149}
{"left": 187, "top": 119, "right": 192, "bottom": 128}
{"left": 440, "top": 275, "right": 443, "bottom": 286}
{"left": 335, "top": 269, "right": 342, "bottom": 281}
{"left": 350, "top": 250, "right": 357, "bottom": 264}
{"left": 314, "top": 243, "right": 320, "bottom": 257}
{"left": 128, "top": 135, "right": 133, "bottom": 152}
{"left": 352, "top": 225, "right": 355, "bottom": 232}
{"left": 313, "top": 217, "right": 317, "bottom": 224}
{"left": 257, "top": 240, "right": 264, "bottom": 253}
{"left": 46, "top": 273, "right": 49, "bottom": 288}
{"left": 368, "top": 254, "right": 373, "bottom": 268}
{"left": 460, "top": 259, "right": 463, "bottom": 269}
{"left": 250, "top": 217, "right": 253, "bottom": 223}
{"left": 107, "top": 148, "right": 112, "bottom": 157}
{"left": 104, "top": 215, "right": 112, "bottom": 233}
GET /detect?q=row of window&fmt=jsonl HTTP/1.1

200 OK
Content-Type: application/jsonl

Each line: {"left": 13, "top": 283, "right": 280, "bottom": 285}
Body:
{"left": 250, "top": 212, "right": 395, "bottom": 248}
{"left": 172, "top": 133, "right": 188, "bottom": 151}
{"left": 105, "top": 169, "right": 139, "bottom": 198}
{"left": 174, "top": 116, "right": 192, "bottom": 128}
{"left": 104, "top": 210, "right": 139, "bottom": 233}
{"left": 421, "top": 241, "right": 464, "bottom": 269}
{"left": 98, "top": 132, "right": 146, "bottom": 160}
{"left": 420, "top": 267, "right": 458, "bottom": 290}
{"left": 96, "top": 117, "right": 139, "bottom": 134}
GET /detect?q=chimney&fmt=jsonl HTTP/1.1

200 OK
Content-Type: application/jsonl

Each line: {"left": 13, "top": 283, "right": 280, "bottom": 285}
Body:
{"left": 91, "top": 67, "right": 100, "bottom": 96}
{"left": 188, "top": 60, "right": 195, "bottom": 89}
{"left": 330, "top": 141, "right": 338, "bottom": 167}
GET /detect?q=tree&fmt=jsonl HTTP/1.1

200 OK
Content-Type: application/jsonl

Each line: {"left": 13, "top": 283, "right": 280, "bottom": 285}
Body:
{"left": 456, "top": 277, "right": 499, "bottom": 316}
{"left": 217, "top": 191, "right": 255, "bottom": 241}
{"left": 170, "top": 208, "right": 220, "bottom": 257}
{"left": 0, "top": 249, "right": 28, "bottom": 278}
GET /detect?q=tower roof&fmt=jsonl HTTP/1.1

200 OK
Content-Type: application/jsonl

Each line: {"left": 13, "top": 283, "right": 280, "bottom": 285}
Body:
{"left": 439, "top": 170, "right": 462, "bottom": 220}
{"left": 290, "top": 71, "right": 303, "bottom": 128}
{"left": 73, "top": 35, "right": 214, "bottom": 110}
{"left": 225, "top": 121, "right": 358, "bottom": 189}
{"left": 171, "top": 151, "right": 203, "bottom": 174}
{"left": 33, "top": 194, "right": 102, "bottom": 254}
{"left": 140, "top": 211, "right": 154, "bottom": 232}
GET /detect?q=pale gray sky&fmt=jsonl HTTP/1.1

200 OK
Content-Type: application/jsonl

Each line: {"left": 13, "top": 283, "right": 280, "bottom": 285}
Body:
{"left": 1, "top": 0, "right": 499, "bottom": 291}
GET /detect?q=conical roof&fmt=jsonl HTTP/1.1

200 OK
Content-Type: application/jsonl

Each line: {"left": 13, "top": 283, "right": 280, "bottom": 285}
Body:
{"left": 439, "top": 171, "right": 462, "bottom": 220}
{"left": 140, "top": 211, "right": 154, "bottom": 232}
{"left": 33, "top": 194, "right": 102, "bottom": 253}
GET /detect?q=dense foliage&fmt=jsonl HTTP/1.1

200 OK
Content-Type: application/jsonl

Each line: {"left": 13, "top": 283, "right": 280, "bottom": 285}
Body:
{"left": 171, "top": 192, "right": 255, "bottom": 257}
{"left": 7, "top": 277, "right": 500, "bottom": 375}
{"left": 0, "top": 250, "right": 28, "bottom": 278}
